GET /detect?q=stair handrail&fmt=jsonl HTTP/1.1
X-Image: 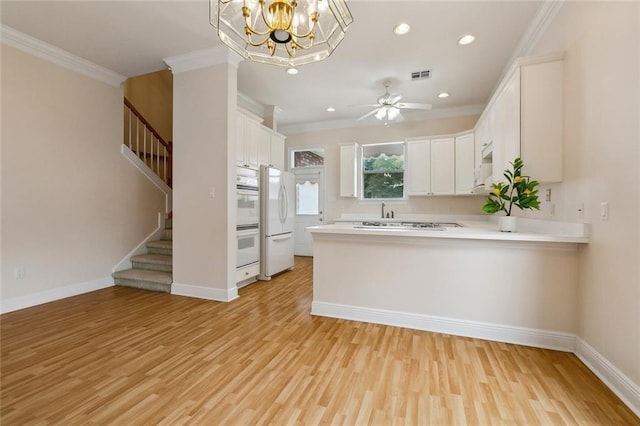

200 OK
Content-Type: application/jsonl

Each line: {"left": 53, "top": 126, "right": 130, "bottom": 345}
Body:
{"left": 124, "top": 97, "right": 173, "bottom": 187}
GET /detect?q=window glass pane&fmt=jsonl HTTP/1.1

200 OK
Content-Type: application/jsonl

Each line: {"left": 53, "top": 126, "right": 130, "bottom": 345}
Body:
{"left": 296, "top": 181, "right": 319, "bottom": 215}
{"left": 362, "top": 142, "right": 405, "bottom": 199}
{"left": 292, "top": 149, "right": 325, "bottom": 168}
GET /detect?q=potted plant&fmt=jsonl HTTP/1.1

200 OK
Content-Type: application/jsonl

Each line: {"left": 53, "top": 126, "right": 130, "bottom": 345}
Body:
{"left": 482, "top": 157, "right": 540, "bottom": 232}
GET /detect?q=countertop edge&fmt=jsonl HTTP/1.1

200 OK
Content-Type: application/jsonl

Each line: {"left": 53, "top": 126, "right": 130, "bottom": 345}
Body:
{"left": 307, "top": 224, "right": 589, "bottom": 244}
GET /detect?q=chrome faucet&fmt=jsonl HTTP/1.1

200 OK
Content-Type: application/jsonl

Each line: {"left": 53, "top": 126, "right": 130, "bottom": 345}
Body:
{"left": 381, "top": 201, "right": 386, "bottom": 219}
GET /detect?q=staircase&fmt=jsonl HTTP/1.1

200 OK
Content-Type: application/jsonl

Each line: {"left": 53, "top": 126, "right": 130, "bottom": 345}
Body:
{"left": 112, "top": 216, "right": 173, "bottom": 293}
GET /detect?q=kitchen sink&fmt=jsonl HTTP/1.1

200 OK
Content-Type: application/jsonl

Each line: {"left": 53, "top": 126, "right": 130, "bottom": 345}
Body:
{"left": 354, "top": 221, "right": 462, "bottom": 231}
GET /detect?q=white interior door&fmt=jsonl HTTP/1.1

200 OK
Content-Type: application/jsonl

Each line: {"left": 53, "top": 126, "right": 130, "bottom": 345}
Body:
{"left": 293, "top": 168, "right": 324, "bottom": 256}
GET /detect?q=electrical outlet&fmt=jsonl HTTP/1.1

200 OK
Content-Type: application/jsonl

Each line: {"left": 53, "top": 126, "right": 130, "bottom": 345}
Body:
{"left": 545, "top": 188, "right": 552, "bottom": 202}
{"left": 549, "top": 203, "right": 555, "bottom": 217}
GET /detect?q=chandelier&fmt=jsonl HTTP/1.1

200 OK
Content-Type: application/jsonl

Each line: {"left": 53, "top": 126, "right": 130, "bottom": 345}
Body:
{"left": 210, "top": 0, "right": 353, "bottom": 67}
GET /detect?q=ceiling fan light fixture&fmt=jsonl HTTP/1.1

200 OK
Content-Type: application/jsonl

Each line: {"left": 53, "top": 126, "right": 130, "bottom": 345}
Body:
{"left": 387, "top": 106, "right": 400, "bottom": 121}
{"left": 375, "top": 108, "right": 387, "bottom": 120}
{"left": 286, "top": 66, "right": 299, "bottom": 75}
{"left": 210, "top": 0, "right": 354, "bottom": 67}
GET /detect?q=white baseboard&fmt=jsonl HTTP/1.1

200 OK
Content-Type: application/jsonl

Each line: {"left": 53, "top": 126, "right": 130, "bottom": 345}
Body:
{"left": 1, "top": 277, "right": 113, "bottom": 314}
{"left": 171, "top": 282, "right": 238, "bottom": 303}
{"left": 575, "top": 337, "right": 640, "bottom": 418}
{"left": 311, "top": 301, "right": 576, "bottom": 352}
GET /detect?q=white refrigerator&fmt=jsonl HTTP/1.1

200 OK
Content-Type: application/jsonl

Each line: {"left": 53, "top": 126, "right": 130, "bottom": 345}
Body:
{"left": 259, "top": 165, "right": 295, "bottom": 280}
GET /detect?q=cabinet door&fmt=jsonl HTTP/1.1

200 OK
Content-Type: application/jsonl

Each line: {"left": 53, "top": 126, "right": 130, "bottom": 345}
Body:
{"left": 236, "top": 114, "right": 246, "bottom": 166}
{"left": 339, "top": 143, "right": 358, "bottom": 198}
{"left": 244, "top": 117, "right": 260, "bottom": 168}
{"left": 492, "top": 68, "right": 521, "bottom": 182}
{"left": 521, "top": 60, "right": 563, "bottom": 182}
{"left": 257, "top": 126, "right": 271, "bottom": 167}
{"left": 430, "top": 137, "right": 455, "bottom": 195}
{"left": 269, "top": 132, "right": 286, "bottom": 170}
{"left": 406, "top": 139, "right": 430, "bottom": 196}
{"left": 455, "top": 133, "right": 475, "bottom": 194}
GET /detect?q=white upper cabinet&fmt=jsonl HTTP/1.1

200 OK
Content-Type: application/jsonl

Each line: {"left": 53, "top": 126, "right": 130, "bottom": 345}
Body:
{"left": 455, "top": 133, "right": 475, "bottom": 194}
{"left": 237, "top": 110, "right": 262, "bottom": 168}
{"left": 430, "top": 138, "right": 455, "bottom": 195}
{"left": 406, "top": 138, "right": 455, "bottom": 196}
{"left": 268, "top": 131, "right": 286, "bottom": 170}
{"left": 520, "top": 59, "right": 563, "bottom": 182}
{"left": 482, "top": 55, "right": 564, "bottom": 183}
{"left": 406, "top": 139, "right": 431, "bottom": 195}
{"left": 339, "top": 143, "right": 358, "bottom": 198}
{"left": 237, "top": 109, "right": 286, "bottom": 170}
{"left": 259, "top": 127, "right": 286, "bottom": 170}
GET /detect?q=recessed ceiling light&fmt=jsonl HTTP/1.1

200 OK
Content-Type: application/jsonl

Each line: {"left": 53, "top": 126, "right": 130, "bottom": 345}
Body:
{"left": 458, "top": 34, "right": 475, "bottom": 45}
{"left": 286, "top": 67, "right": 299, "bottom": 75}
{"left": 393, "top": 22, "right": 411, "bottom": 36}
{"left": 327, "top": 107, "right": 335, "bottom": 112}
{"left": 438, "top": 92, "right": 450, "bottom": 98}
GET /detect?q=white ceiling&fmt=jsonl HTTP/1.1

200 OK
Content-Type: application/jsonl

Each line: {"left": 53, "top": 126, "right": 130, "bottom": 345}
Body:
{"left": 0, "top": 0, "right": 545, "bottom": 134}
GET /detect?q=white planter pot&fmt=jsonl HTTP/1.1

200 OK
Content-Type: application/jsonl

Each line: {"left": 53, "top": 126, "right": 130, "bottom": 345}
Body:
{"left": 499, "top": 216, "right": 518, "bottom": 232}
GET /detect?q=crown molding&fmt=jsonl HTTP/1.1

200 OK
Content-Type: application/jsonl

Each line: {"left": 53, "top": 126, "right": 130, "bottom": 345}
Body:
{"left": 163, "top": 46, "right": 244, "bottom": 74}
{"left": 493, "top": 0, "right": 565, "bottom": 96}
{"left": 0, "top": 25, "right": 126, "bottom": 88}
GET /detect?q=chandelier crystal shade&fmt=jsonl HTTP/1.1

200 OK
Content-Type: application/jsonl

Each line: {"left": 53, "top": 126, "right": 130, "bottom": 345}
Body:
{"left": 210, "top": 0, "right": 353, "bottom": 67}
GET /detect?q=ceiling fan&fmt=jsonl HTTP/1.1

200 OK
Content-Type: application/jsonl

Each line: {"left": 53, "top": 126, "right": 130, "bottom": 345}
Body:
{"left": 357, "top": 80, "right": 432, "bottom": 123}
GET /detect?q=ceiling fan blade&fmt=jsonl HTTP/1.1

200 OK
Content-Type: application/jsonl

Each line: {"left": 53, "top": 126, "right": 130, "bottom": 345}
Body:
{"left": 357, "top": 108, "right": 381, "bottom": 121}
{"left": 396, "top": 102, "right": 432, "bottom": 110}
{"left": 388, "top": 94, "right": 403, "bottom": 104}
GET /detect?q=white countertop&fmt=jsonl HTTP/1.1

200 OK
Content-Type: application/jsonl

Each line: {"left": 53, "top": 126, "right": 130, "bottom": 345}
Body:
{"left": 309, "top": 216, "right": 590, "bottom": 244}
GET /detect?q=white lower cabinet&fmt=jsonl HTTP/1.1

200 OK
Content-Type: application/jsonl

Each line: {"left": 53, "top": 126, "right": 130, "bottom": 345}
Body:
{"left": 406, "top": 138, "right": 455, "bottom": 196}
{"left": 236, "top": 262, "right": 260, "bottom": 286}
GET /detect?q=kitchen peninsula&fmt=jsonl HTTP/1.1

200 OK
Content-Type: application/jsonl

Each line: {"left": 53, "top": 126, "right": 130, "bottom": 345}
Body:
{"left": 308, "top": 217, "right": 589, "bottom": 352}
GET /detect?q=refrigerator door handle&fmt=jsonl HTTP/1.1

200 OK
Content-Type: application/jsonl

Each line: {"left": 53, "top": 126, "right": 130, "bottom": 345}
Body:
{"left": 271, "top": 234, "right": 292, "bottom": 242}
{"left": 278, "top": 183, "right": 285, "bottom": 224}
{"left": 282, "top": 183, "right": 289, "bottom": 224}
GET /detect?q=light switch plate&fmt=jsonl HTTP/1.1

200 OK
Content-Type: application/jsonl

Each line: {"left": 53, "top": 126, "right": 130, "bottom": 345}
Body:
{"left": 600, "top": 202, "right": 609, "bottom": 220}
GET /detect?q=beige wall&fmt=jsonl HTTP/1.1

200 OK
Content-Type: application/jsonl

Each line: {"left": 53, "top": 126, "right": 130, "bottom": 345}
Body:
{"left": 532, "top": 2, "right": 640, "bottom": 387}
{"left": 171, "top": 60, "right": 237, "bottom": 300}
{"left": 123, "top": 69, "right": 173, "bottom": 142}
{"left": 285, "top": 115, "right": 485, "bottom": 222}
{"left": 1, "top": 45, "right": 166, "bottom": 305}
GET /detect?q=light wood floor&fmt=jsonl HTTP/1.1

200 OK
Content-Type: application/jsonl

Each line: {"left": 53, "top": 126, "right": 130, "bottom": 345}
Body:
{"left": 1, "top": 257, "right": 638, "bottom": 425}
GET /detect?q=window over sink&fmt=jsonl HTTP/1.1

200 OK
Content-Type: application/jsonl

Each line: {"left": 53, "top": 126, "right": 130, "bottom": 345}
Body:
{"left": 361, "top": 142, "right": 405, "bottom": 200}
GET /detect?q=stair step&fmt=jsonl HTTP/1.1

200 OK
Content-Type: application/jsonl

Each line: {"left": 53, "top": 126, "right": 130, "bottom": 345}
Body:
{"left": 162, "top": 228, "right": 172, "bottom": 240}
{"left": 146, "top": 240, "right": 172, "bottom": 255}
{"left": 113, "top": 269, "right": 172, "bottom": 293}
{"left": 165, "top": 218, "right": 172, "bottom": 229}
{"left": 131, "top": 254, "right": 173, "bottom": 272}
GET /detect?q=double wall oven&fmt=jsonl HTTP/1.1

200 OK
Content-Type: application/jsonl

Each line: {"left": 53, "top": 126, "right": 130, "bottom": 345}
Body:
{"left": 236, "top": 167, "right": 260, "bottom": 272}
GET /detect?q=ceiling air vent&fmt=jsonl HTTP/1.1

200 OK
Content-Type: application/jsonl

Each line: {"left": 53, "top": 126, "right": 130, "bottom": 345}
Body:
{"left": 411, "top": 70, "right": 431, "bottom": 81}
